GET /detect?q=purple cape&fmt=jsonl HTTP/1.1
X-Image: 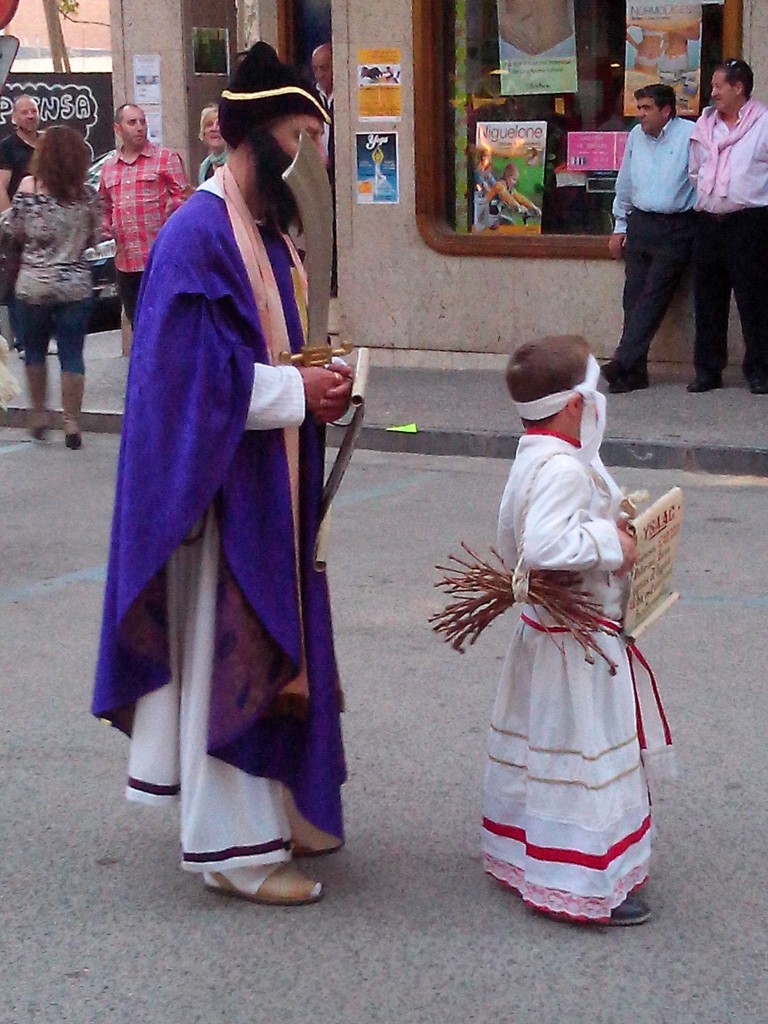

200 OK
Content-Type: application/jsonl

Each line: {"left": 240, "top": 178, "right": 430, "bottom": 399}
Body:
{"left": 92, "top": 189, "right": 345, "bottom": 840}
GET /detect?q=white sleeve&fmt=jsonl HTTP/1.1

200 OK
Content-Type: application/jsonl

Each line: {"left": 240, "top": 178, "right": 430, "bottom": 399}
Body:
{"left": 611, "top": 131, "right": 634, "bottom": 235}
{"left": 245, "top": 363, "right": 306, "bottom": 430}
{"left": 522, "top": 459, "right": 624, "bottom": 572}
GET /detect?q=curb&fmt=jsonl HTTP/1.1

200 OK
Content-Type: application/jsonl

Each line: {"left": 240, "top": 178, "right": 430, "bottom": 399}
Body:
{"left": 2, "top": 407, "right": 123, "bottom": 434}
{"left": 327, "top": 425, "right": 768, "bottom": 476}
{"left": 4, "top": 409, "right": 767, "bottom": 476}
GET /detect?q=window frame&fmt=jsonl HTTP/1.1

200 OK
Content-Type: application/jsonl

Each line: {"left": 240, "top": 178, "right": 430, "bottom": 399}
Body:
{"left": 413, "top": 0, "right": 743, "bottom": 259}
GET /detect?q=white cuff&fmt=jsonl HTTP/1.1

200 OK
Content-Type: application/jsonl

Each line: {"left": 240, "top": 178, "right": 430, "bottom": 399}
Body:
{"left": 245, "top": 363, "right": 305, "bottom": 430}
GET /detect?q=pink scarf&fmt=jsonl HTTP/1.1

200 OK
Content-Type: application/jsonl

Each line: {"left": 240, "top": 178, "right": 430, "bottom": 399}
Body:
{"left": 692, "top": 98, "right": 768, "bottom": 196}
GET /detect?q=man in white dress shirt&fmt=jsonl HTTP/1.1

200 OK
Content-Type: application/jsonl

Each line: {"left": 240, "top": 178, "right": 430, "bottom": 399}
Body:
{"left": 603, "top": 84, "right": 695, "bottom": 394}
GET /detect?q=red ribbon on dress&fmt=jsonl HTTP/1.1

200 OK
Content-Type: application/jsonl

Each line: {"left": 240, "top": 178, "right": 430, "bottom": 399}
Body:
{"left": 520, "top": 612, "right": 673, "bottom": 757}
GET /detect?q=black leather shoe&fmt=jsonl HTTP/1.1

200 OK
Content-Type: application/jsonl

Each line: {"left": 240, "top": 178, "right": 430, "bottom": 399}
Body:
{"left": 606, "top": 892, "right": 651, "bottom": 926}
{"left": 748, "top": 376, "right": 768, "bottom": 395}
{"left": 608, "top": 369, "right": 649, "bottom": 394}
{"left": 686, "top": 374, "right": 723, "bottom": 393}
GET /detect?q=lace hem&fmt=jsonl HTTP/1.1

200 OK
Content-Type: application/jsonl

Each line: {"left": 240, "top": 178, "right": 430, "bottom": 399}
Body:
{"left": 484, "top": 853, "right": 648, "bottom": 921}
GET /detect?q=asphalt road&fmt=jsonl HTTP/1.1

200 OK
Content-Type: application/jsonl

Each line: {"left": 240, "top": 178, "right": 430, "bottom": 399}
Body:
{"left": 1, "top": 433, "right": 766, "bottom": 1024}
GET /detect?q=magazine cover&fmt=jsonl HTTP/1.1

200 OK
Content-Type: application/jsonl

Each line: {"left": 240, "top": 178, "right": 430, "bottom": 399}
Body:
{"left": 624, "top": 2, "right": 702, "bottom": 117}
{"left": 473, "top": 122, "right": 547, "bottom": 234}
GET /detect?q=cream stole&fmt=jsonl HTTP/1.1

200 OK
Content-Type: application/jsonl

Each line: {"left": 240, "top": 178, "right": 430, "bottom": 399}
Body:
{"left": 215, "top": 164, "right": 309, "bottom": 702}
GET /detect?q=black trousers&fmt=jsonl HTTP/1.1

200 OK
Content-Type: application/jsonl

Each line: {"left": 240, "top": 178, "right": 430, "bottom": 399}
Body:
{"left": 693, "top": 207, "right": 768, "bottom": 381}
{"left": 116, "top": 270, "right": 143, "bottom": 327}
{"left": 614, "top": 209, "right": 695, "bottom": 374}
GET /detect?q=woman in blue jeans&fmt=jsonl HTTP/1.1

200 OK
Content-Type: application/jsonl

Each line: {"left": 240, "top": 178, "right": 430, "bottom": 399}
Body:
{"left": 9, "top": 125, "right": 99, "bottom": 448}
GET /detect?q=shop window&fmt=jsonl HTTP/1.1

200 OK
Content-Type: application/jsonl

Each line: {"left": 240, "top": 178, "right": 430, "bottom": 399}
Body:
{"left": 414, "top": 0, "right": 741, "bottom": 257}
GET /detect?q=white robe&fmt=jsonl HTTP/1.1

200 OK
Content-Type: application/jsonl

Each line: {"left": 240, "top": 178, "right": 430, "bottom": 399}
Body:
{"left": 482, "top": 433, "right": 652, "bottom": 920}
{"left": 125, "top": 358, "right": 327, "bottom": 883}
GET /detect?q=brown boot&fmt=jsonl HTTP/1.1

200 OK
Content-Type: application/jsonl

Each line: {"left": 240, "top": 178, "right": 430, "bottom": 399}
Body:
{"left": 25, "top": 363, "right": 49, "bottom": 440}
{"left": 60, "top": 371, "right": 85, "bottom": 450}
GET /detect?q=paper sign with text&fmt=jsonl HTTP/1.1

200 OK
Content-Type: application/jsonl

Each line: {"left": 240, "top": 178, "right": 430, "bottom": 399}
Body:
{"left": 624, "top": 487, "right": 684, "bottom": 637}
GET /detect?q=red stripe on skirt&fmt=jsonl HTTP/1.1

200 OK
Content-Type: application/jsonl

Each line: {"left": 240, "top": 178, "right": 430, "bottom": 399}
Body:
{"left": 482, "top": 814, "right": 651, "bottom": 870}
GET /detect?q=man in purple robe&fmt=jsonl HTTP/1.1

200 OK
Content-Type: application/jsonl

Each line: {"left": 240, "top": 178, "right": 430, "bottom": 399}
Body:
{"left": 92, "top": 43, "right": 353, "bottom": 906}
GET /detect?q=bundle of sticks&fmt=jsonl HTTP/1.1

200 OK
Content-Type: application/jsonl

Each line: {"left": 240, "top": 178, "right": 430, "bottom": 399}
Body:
{"left": 429, "top": 543, "right": 618, "bottom": 673}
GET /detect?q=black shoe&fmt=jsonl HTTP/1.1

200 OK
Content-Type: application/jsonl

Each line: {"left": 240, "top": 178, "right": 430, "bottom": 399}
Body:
{"left": 600, "top": 359, "right": 623, "bottom": 386}
{"left": 606, "top": 893, "right": 651, "bottom": 926}
{"left": 687, "top": 374, "right": 723, "bottom": 393}
{"left": 748, "top": 376, "right": 768, "bottom": 395}
{"left": 65, "top": 432, "right": 82, "bottom": 450}
{"left": 608, "top": 369, "right": 649, "bottom": 394}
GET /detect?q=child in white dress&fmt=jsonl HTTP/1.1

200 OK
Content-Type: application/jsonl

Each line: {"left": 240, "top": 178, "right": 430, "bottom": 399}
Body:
{"left": 482, "top": 335, "right": 669, "bottom": 925}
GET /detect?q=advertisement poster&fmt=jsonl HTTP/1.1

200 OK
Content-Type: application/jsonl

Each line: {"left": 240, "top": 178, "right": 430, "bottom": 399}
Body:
{"left": 624, "top": 3, "right": 702, "bottom": 117}
{"left": 357, "top": 49, "right": 401, "bottom": 121}
{"left": 566, "top": 131, "right": 629, "bottom": 172}
{"left": 355, "top": 132, "right": 399, "bottom": 204}
{"left": 133, "top": 53, "right": 161, "bottom": 105}
{"left": 497, "top": 0, "right": 577, "bottom": 95}
{"left": 473, "top": 122, "right": 547, "bottom": 234}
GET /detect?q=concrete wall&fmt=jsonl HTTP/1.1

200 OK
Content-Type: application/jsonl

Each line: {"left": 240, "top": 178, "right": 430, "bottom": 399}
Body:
{"left": 109, "top": 0, "right": 755, "bottom": 368}
{"left": 329, "top": 0, "right": 751, "bottom": 367}
{"left": 109, "top": 0, "right": 236, "bottom": 181}
{"left": 108, "top": 0, "right": 187, "bottom": 160}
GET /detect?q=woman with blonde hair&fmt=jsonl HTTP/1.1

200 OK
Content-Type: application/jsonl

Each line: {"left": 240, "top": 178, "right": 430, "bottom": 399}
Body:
{"left": 197, "top": 104, "right": 227, "bottom": 183}
{"left": 7, "top": 124, "right": 99, "bottom": 448}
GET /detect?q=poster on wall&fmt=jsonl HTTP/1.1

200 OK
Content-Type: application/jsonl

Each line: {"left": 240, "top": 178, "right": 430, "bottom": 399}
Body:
{"left": 497, "top": 0, "right": 577, "bottom": 95}
{"left": 193, "top": 28, "right": 229, "bottom": 76}
{"left": 355, "top": 131, "right": 399, "bottom": 204}
{"left": 624, "top": 3, "right": 702, "bottom": 117}
{"left": 133, "top": 53, "right": 161, "bottom": 105}
{"left": 566, "top": 131, "right": 629, "bottom": 172}
{"left": 473, "top": 122, "right": 547, "bottom": 234}
{"left": 357, "top": 49, "right": 402, "bottom": 121}
{"left": 144, "top": 107, "right": 163, "bottom": 145}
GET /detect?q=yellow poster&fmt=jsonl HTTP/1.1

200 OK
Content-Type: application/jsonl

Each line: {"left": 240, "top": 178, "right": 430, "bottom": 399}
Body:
{"left": 357, "top": 48, "right": 402, "bottom": 121}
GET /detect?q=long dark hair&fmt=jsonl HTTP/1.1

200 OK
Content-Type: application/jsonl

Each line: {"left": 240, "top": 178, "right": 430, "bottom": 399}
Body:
{"left": 30, "top": 125, "right": 90, "bottom": 202}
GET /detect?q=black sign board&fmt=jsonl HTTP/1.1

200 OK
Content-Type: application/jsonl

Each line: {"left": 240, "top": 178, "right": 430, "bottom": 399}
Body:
{"left": 1, "top": 72, "right": 114, "bottom": 159}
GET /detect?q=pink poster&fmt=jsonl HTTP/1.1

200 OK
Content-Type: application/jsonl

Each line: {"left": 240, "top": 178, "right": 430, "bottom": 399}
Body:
{"left": 566, "top": 132, "right": 629, "bottom": 172}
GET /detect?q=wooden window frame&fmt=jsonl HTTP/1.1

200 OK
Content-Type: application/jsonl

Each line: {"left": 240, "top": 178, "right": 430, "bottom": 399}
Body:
{"left": 413, "top": 0, "right": 742, "bottom": 259}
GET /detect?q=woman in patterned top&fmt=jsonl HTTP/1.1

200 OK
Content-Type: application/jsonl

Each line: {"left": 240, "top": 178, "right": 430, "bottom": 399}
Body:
{"left": 9, "top": 125, "right": 100, "bottom": 448}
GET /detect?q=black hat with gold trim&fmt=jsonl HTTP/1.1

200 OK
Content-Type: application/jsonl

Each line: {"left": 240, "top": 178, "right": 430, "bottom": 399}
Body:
{"left": 219, "top": 41, "right": 329, "bottom": 147}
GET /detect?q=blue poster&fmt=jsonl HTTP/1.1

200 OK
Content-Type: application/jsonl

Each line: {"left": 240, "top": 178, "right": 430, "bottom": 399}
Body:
{"left": 355, "top": 131, "right": 399, "bottom": 204}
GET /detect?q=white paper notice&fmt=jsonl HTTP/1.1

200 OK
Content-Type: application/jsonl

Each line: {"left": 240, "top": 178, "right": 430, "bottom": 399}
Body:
{"left": 133, "top": 54, "right": 161, "bottom": 106}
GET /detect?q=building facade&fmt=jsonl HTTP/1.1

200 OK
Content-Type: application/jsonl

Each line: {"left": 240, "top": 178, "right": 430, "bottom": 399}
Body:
{"left": 106, "top": 0, "right": 765, "bottom": 368}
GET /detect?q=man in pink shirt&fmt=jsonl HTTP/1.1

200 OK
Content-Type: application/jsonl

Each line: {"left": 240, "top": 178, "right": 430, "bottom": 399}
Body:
{"left": 99, "top": 104, "right": 190, "bottom": 325}
{"left": 688, "top": 59, "right": 768, "bottom": 395}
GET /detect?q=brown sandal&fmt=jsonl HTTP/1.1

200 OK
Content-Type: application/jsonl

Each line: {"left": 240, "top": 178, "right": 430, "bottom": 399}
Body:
{"left": 205, "top": 864, "right": 324, "bottom": 906}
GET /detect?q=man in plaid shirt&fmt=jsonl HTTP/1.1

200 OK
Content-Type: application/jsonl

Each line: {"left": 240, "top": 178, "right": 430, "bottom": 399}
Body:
{"left": 99, "top": 104, "right": 190, "bottom": 325}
